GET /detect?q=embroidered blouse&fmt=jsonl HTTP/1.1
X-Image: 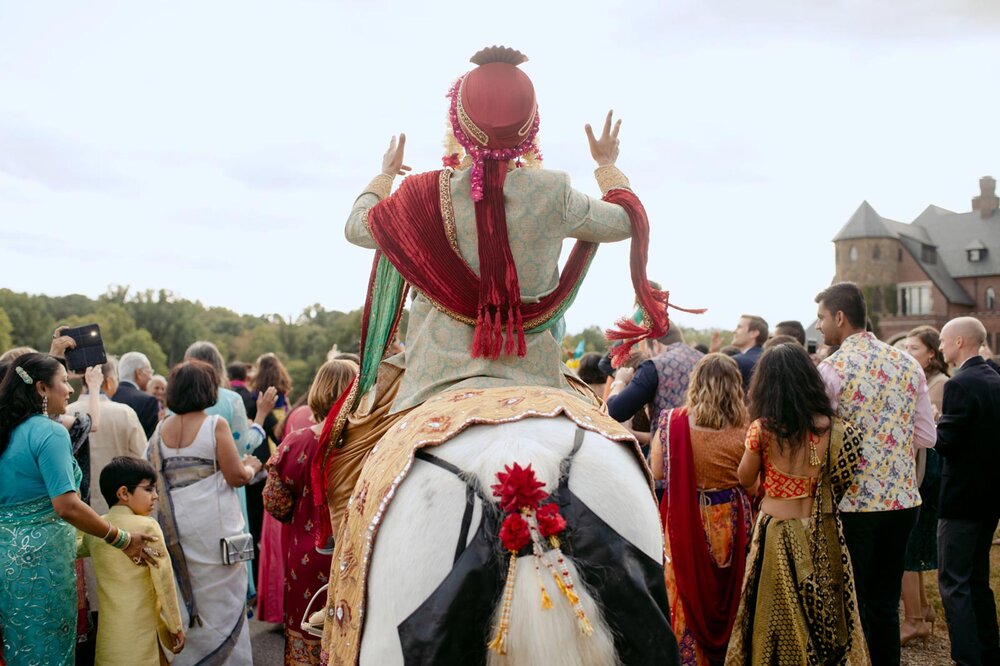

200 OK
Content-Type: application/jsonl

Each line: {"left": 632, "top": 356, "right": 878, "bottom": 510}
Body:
{"left": 745, "top": 419, "right": 820, "bottom": 500}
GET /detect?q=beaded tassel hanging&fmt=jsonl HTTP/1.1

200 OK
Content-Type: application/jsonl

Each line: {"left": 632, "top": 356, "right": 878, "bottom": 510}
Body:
{"left": 489, "top": 462, "right": 591, "bottom": 655}
{"left": 488, "top": 553, "right": 519, "bottom": 655}
{"left": 526, "top": 509, "right": 593, "bottom": 636}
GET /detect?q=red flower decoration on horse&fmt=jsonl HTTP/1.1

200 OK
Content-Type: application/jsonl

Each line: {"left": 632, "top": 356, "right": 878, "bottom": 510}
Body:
{"left": 491, "top": 462, "right": 547, "bottom": 513}
{"left": 499, "top": 513, "right": 531, "bottom": 552}
{"left": 536, "top": 502, "right": 567, "bottom": 538}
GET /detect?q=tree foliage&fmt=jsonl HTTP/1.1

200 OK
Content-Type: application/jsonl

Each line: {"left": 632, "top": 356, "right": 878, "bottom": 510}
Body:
{"left": 0, "top": 307, "right": 12, "bottom": 353}
{"left": 0, "top": 286, "right": 734, "bottom": 401}
{"left": 0, "top": 287, "right": 376, "bottom": 402}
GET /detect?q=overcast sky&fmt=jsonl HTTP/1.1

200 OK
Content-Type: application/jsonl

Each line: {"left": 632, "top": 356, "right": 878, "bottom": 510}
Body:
{"left": 2, "top": 1, "right": 998, "bottom": 336}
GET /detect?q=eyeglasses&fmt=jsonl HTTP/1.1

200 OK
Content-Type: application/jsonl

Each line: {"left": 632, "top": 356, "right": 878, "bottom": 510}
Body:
{"left": 133, "top": 483, "right": 157, "bottom": 493}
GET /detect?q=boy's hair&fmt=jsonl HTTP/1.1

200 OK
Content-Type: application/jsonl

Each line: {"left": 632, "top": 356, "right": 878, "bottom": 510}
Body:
{"left": 100, "top": 456, "right": 157, "bottom": 509}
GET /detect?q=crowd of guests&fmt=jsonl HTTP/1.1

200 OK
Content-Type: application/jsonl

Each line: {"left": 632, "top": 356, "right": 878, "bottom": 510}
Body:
{"left": 595, "top": 281, "right": 1000, "bottom": 666}
{"left": 0, "top": 334, "right": 358, "bottom": 665}
{"left": 1, "top": 278, "right": 998, "bottom": 665}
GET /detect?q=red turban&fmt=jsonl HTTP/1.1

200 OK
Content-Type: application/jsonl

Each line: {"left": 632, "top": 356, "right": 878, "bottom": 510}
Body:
{"left": 458, "top": 62, "right": 537, "bottom": 151}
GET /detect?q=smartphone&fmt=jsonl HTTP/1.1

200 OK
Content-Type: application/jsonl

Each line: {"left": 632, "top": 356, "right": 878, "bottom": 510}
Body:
{"left": 806, "top": 339, "right": 818, "bottom": 355}
{"left": 63, "top": 324, "right": 108, "bottom": 373}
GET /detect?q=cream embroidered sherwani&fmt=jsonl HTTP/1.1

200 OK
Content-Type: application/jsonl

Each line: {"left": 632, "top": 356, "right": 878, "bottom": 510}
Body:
{"left": 346, "top": 167, "right": 633, "bottom": 412}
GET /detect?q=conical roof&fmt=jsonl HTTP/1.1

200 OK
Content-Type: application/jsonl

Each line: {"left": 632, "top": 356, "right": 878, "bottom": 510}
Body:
{"left": 832, "top": 201, "right": 895, "bottom": 241}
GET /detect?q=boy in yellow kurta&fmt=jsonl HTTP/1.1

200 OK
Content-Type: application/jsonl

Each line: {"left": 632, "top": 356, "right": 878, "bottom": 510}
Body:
{"left": 78, "top": 456, "right": 185, "bottom": 665}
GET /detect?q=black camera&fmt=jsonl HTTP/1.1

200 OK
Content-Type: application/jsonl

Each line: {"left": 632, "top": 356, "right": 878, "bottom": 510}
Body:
{"left": 806, "top": 339, "right": 818, "bottom": 355}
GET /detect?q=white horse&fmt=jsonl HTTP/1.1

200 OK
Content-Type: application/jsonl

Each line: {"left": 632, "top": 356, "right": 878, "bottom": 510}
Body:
{"left": 359, "top": 416, "right": 666, "bottom": 666}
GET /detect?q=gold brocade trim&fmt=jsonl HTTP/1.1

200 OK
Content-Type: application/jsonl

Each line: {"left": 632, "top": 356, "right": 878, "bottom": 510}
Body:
{"left": 594, "top": 165, "right": 631, "bottom": 195}
{"left": 321, "top": 386, "right": 647, "bottom": 666}
{"left": 457, "top": 77, "right": 490, "bottom": 147}
{"left": 363, "top": 173, "right": 393, "bottom": 200}
{"left": 517, "top": 103, "right": 537, "bottom": 137}
{"left": 361, "top": 209, "right": 373, "bottom": 238}
{"left": 420, "top": 289, "right": 478, "bottom": 326}
{"left": 329, "top": 377, "right": 360, "bottom": 451}
{"left": 438, "top": 169, "right": 461, "bottom": 256}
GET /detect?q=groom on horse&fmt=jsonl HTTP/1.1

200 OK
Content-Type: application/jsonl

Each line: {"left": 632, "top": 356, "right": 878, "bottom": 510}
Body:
{"left": 316, "top": 46, "right": 684, "bottom": 665}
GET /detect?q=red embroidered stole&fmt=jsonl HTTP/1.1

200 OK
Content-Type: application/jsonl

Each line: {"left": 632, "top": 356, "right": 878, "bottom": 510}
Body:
{"left": 660, "top": 408, "right": 748, "bottom": 661}
{"left": 366, "top": 169, "right": 599, "bottom": 357}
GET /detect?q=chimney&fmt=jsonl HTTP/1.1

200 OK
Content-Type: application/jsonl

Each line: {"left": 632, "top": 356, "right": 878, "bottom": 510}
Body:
{"left": 972, "top": 175, "right": 998, "bottom": 219}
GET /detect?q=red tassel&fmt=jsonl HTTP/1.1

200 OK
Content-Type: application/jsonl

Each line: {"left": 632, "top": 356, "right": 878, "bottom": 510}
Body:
{"left": 504, "top": 305, "right": 516, "bottom": 356}
{"left": 472, "top": 309, "right": 488, "bottom": 358}
{"left": 605, "top": 317, "right": 659, "bottom": 369}
{"left": 492, "top": 308, "right": 504, "bottom": 360}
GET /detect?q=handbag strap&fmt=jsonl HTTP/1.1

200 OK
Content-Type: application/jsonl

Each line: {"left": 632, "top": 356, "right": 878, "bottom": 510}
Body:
{"left": 301, "top": 583, "right": 329, "bottom": 635}
{"left": 152, "top": 417, "right": 204, "bottom": 627}
{"left": 208, "top": 414, "right": 230, "bottom": 540}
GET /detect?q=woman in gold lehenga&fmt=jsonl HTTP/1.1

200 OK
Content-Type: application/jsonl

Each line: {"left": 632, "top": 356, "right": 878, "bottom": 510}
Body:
{"left": 725, "top": 343, "right": 869, "bottom": 665}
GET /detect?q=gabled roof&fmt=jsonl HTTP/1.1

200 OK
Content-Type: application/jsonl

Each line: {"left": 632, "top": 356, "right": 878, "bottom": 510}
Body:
{"left": 895, "top": 235, "right": 975, "bottom": 306}
{"left": 884, "top": 218, "right": 932, "bottom": 244}
{"left": 911, "top": 207, "right": 1000, "bottom": 280}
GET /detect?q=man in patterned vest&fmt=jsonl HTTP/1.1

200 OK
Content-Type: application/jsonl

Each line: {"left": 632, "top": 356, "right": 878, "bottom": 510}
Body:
{"left": 605, "top": 327, "right": 703, "bottom": 426}
{"left": 815, "top": 281, "right": 936, "bottom": 666}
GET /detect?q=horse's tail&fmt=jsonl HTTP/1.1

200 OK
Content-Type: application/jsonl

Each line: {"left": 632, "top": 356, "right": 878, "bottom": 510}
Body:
{"left": 486, "top": 554, "right": 618, "bottom": 666}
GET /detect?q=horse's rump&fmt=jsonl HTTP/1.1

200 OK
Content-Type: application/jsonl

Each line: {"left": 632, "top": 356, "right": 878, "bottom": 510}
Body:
{"left": 321, "top": 385, "right": 677, "bottom": 665}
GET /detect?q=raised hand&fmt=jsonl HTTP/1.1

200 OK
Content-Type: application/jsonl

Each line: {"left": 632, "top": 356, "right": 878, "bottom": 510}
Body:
{"left": 381, "top": 134, "right": 412, "bottom": 177}
{"left": 584, "top": 111, "right": 622, "bottom": 167}
{"left": 84, "top": 366, "right": 103, "bottom": 393}
{"left": 49, "top": 326, "right": 76, "bottom": 358}
{"left": 256, "top": 386, "right": 278, "bottom": 415}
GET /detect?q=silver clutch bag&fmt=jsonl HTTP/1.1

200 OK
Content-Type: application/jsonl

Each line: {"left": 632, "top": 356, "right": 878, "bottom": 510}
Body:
{"left": 220, "top": 533, "right": 254, "bottom": 565}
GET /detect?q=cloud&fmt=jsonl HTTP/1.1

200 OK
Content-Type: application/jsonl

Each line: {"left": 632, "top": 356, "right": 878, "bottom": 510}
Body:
{"left": 223, "top": 142, "right": 340, "bottom": 190}
{"left": 0, "top": 123, "right": 133, "bottom": 192}
{"left": 626, "top": 0, "right": 1000, "bottom": 47}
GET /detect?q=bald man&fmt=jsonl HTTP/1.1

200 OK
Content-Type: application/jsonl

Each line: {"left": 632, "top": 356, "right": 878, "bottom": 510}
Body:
{"left": 936, "top": 316, "right": 1000, "bottom": 666}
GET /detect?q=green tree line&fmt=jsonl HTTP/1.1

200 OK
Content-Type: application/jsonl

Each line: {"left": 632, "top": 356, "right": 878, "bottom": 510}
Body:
{"left": 0, "top": 287, "right": 376, "bottom": 402}
{"left": 1, "top": 287, "right": 729, "bottom": 400}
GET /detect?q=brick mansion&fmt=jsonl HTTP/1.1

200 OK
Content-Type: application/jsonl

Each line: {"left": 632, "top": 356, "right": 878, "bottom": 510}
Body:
{"left": 833, "top": 175, "right": 1000, "bottom": 350}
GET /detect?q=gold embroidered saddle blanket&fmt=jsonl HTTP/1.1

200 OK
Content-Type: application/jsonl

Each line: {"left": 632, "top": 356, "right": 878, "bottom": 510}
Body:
{"left": 319, "top": 385, "right": 644, "bottom": 666}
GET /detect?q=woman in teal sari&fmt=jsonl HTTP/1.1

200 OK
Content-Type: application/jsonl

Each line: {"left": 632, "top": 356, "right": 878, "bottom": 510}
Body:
{"left": 0, "top": 354, "right": 158, "bottom": 665}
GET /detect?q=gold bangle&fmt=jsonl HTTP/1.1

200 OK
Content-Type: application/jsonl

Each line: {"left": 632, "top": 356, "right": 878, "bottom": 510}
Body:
{"left": 362, "top": 173, "right": 394, "bottom": 200}
{"left": 594, "top": 165, "right": 631, "bottom": 195}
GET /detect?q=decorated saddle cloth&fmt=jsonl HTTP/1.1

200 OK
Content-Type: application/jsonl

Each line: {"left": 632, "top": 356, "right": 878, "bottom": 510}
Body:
{"left": 320, "top": 385, "right": 670, "bottom": 666}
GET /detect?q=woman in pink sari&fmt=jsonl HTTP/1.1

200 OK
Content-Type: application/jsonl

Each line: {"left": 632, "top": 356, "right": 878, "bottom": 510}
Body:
{"left": 263, "top": 360, "right": 357, "bottom": 665}
{"left": 251, "top": 353, "right": 293, "bottom": 623}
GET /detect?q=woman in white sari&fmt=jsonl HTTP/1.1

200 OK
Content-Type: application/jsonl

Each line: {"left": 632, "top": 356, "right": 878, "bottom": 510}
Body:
{"left": 149, "top": 359, "right": 263, "bottom": 665}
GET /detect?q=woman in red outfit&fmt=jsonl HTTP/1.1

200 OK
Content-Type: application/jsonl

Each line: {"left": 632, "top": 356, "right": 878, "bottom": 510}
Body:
{"left": 263, "top": 360, "right": 357, "bottom": 665}
{"left": 651, "top": 353, "right": 751, "bottom": 665}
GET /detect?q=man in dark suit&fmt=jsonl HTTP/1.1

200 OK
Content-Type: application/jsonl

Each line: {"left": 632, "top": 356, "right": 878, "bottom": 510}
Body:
{"left": 112, "top": 351, "right": 160, "bottom": 439}
{"left": 936, "top": 316, "right": 1000, "bottom": 666}
{"left": 730, "top": 314, "right": 767, "bottom": 389}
